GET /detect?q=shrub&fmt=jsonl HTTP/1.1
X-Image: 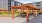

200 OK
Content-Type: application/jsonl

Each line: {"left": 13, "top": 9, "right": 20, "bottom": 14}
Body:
{"left": 20, "top": 12, "right": 26, "bottom": 17}
{"left": 21, "top": 12, "right": 26, "bottom": 14}
{"left": 0, "top": 12, "right": 2, "bottom": 15}
{"left": 2, "top": 12, "right": 7, "bottom": 15}
{"left": 7, "top": 12, "right": 12, "bottom": 14}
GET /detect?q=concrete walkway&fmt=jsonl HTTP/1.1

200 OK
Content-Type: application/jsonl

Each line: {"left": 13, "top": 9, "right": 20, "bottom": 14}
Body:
{"left": 0, "top": 17, "right": 26, "bottom": 23}
{"left": 29, "top": 14, "right": 42, "bottom": 23}
{"left": 0, "top": 15, "right": 34, "bottom": 23}
{"left": 1, "top": 14, "right": 42, "bottom": 23}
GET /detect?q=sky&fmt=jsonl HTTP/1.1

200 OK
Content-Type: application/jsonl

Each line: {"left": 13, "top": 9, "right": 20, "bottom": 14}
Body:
{"left": 15, "top": 0, "right": 42, "bottom": 4}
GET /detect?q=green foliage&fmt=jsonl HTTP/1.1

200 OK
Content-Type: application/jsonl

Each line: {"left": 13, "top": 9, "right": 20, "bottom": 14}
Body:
{"left": 14, "top": 12, "right": 20, "bottom": 17}
{"left": 2, "top": 12, "right": 7, "bottom": 15}
{"left": 20, "top": 12, "right": 26, "bottom": 17}
{"left": 0, "top": 12, "right": 21, "bottom": 17}
{"left": 21, "top": 12, "right": 26, "bottom": 14}
{"left": 0, "top": 12, "right": 2, "bottom": 15}
{"left": 7, "top": 12, "right": 12, "bottom": 14}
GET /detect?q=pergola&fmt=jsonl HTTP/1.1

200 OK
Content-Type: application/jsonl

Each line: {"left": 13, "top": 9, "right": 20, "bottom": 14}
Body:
{"left": 11, "top": 5, "right": 40, "bottom": 23}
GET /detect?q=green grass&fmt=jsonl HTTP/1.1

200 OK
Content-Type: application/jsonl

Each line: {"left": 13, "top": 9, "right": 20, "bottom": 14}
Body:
{"left": 7, "top": 12, "right": 12, "bottom": 14}
{"left": 0, "top": 12, "right": 2, "bottom": 15}
{"left": 0, "top": 12, "right": 20, "bottom": 17}
{"left": 2, "top": 12, "right": 7, "bottom": 16}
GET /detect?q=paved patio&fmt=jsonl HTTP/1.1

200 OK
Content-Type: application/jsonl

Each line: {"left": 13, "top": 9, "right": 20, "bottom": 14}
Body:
{"left": 0, "top": 17, "right": 26, "bottom": 23}
{"left": 23, "top": 14, "right": 42, "bottom": 23}
{"left": 0, "top": 15, "right": 34, "bottom": 23}
{"left": 28, "top": 14, "right": 42, "bottom": 23}
{"left": 1, "top": 14, "right": 42, "bottom": 23}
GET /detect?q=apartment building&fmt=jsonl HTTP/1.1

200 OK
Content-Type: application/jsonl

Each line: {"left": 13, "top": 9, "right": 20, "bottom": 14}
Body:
{"left": 27, "top": 1, "right": 42, "bottom": 9}
{"left": 0, "top": 0, "right": 3, "bottom": 8}
{"left": 26, "top": 1, "right": 42, "bottom": 13}
{"left": 14, "top": 1, "right": 22, "bottom": 6}
{"left": 0, "top": 0, "right": 8, "bottom": 10}
{"left": 9, "top": 0, "right": 23, "bottom": 10}
{"left": 0, "top": 0, "right": 23, "bottom": 10}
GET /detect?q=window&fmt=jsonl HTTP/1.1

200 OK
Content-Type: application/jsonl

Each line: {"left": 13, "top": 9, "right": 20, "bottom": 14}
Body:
{"left": 5, "top": 0, "right": 8, "bottom": 1}
{"left": 8, "top": 5, "right": 10, "bottom": 6}
{"left": 0, "top": 1, "right": 3, "bottom": 4}
{"left": 8, "top": 3, "right": 10, "bottom": 5}
{"left": 36, "top": 5, "right": 40, "bottom": 7}
{"left": 29, "top": 4, "right": 31, "bottom": 5}
{"left": 28, "top": 3, "right": 32, "bottom": 5}
{"left": 4, "top": 6, "right": 7, "bottom": 9}
{"left": 8, "top": 2, "right": 10, "bottom": 3}
{"left": 0, "top": 6, "right": 2, "bottom": 8}
{"left": 36, "top": 2, "right": 40, "bottom": 4}
{"left": 18, "top": 3, "right": 21, "bottom": 6}
{"left": 5, "top": 3, "right": 6, "bottom": 4}
{"left": 11, "top": 1, "right": 14, "bottom": 6}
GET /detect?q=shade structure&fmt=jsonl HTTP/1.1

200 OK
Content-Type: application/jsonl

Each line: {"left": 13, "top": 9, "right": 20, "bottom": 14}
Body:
{"left": 11, "top": 6, "right": 26, "bottom": 9}
{"left": 22, "top": 4, "right": 39, "bottom": 9}
{"left": 11, "top": 4, "right": 40, "bottom": 23}
{"left": 11, "top": 5, "right": 39, "bottom": 10}
{"left": 0, "top": 8, "right": 7, "bottom": 11}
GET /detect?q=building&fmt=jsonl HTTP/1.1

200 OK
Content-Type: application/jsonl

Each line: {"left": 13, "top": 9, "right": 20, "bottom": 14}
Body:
{"left": 11, "top": 0, "right": 23, "bottom": 12}
{"left": 9, "top": 0, "right": 23, "bottom": 10}
{"left": 0, "top": 0, "right": 3, "bottom": 8}
{"left": 10, "top": 0, "right": 23, "bottom": 10}
{"left": 27, "top": 1, "right": 42, "bottom": 9}
{"left": 14, "top": 1, "right": 23, "bottom": 6}
{"left": 26, "top": 1, "right": 42, "bottom": 13}
{"left": 0, "top": 0, "right": 8, "bottom": 10}
{"left": 8, "top": 0, "right": 11, "bottom": 11}
{"left": 0, "top": 0, "right": 23, "bottom": 10}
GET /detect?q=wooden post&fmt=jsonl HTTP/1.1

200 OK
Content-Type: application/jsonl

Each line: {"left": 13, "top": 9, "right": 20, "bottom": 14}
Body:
{"left": 35, "top": 10, "right": 37, "bottom": 17}
{"left": 12, "top": 9, "right": 14, "bottom": 19}
{"left": 21, "top": 9, "right": 24, "bottom": 12}
{"left": 26, "top": 8, "right": 29, "bottom": 23}
{"left": 34, "top": 10, "right": 37, "bottom": 17}
{"left": 21, "top": 9, "right": 22, "bottom": 12}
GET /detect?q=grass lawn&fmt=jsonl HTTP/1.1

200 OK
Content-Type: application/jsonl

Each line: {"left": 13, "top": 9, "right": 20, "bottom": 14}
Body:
{"left": 14, "top": 12, "right": 20, "bottom": 17}
{"left": 0, "top": 12, "right": 20, "bottom": 17}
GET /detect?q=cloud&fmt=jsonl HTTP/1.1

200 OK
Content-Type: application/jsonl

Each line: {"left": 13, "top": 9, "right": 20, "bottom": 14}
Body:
{"left": 15, "top": 0, "right": 42, "bottom": 4}
{"left": 21, "top": 1, "right": 33, "bottom": 4}
{"left": 15, "top": 0, "right": 32, "bottom": 4}
{"left": 38, "top": 0, "right": 42, "bottom": 1}
{"left": 15, "top": 0, "right": 28, "bottom": 1}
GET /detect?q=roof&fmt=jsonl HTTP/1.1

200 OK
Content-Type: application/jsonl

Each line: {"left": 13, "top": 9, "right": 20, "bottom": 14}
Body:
{"left": 11, "top": 4, "right": 39, "bottom": 10}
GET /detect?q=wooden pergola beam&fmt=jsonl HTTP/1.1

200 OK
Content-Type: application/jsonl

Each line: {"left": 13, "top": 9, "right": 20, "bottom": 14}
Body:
{"left": 12, "top": 9, "right": 14, "bottom": 19}
{"left": 11, "top": 5, "right": 40, "bottom": 23}
{"left": 26, "top": 8, "right": 29, "bottom": 23}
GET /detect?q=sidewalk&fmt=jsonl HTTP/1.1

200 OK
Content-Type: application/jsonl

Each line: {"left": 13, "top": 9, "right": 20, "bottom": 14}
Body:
{"left": 0, "top": 17, "right": 26, "bottom": 23}
{"left": 0, "top": 15, "right": 34, "bottom": 23}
